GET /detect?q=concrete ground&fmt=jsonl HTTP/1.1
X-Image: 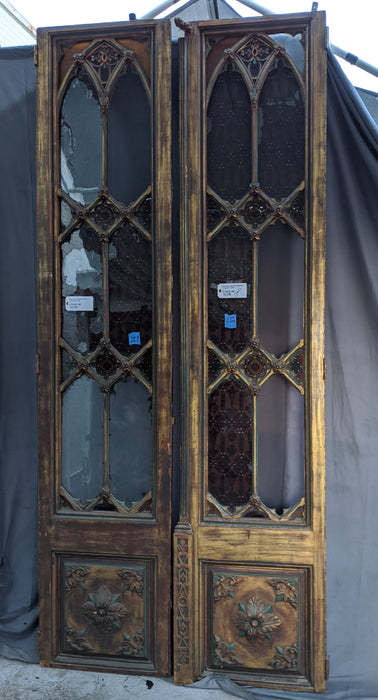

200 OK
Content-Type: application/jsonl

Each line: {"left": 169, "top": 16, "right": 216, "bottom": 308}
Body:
{"left": 0, "top": 657, "right": 241, "bottom": 700}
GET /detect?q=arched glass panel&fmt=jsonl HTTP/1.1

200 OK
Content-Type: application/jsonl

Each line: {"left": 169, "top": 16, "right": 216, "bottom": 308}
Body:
{"left": 109, "top": 377, "right": 152, "bottom": 506}
{"left": 60, "top": 74, "right": 102, "bottom": 205}
{"left": 108, "top": 68, "right": 151, "bottom": 206}
{"left": 257, "top": 374, "right": 304, "bottom": 512}
{"left": 207, "top": 63, "right": 252, "bottom": 203}
{"left": 258, "top": 221, "right": 304, "bottom": 356}
{"left": 62, "top": 375, "right": 104, "bottom": 503}
{"left": 258, "top": 58, "right": 304, "bottom": 198}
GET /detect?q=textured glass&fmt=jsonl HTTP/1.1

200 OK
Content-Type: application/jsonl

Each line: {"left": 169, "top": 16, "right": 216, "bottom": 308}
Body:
{"left": 62, "top": 375, "right": 103, "bottom": 503}
{"left": 208, "top": 225, "right": 252, "bottom": 355}
{"left": 109, "top": 224, "right": 152, "bottom": 355}
{"left": 207, "top": 63, "right": 252, "bottom": 203}
{"left": 60, "top": 75, "right": 102, "bottom": 205}
{"left": 109, "top": 377, "right": 152, "bottom": 506}
{"left": 135, "top": 348, "right": 153, "bottom": 384}
{"left": 61, "top": 226, "right": 103, "bottom": 354}
{"left": 208, "top": 349, "right": 223, "bottom": 384}
{"left": 258, "top": 221, "right": 304, "bottom": 356}
{"left": 208, "top": 379, "right": 252, "bottom": 508}
{"left": 108, "top": 68, "right": 151, "bottom": 206}
{"left": 257, "top": 374, "right": 304, "bottom": 512}
{"left": 258, "top": 59, "right": 304, "bottom": 198}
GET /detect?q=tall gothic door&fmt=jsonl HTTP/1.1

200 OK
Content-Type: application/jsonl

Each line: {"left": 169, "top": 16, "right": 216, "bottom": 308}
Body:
{"left": 174, "top": 12, "right": 327, "bottom": 692}
{"left": 37, "top": 20, "right": 172, "bottom": 675}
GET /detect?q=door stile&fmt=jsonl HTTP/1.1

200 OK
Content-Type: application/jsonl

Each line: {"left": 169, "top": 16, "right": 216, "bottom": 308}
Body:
{"left": 37, "top": 19, "right": 172, "bottom": 676}
{"left": 175, "top": 13, "right": 327, "bottom": 691}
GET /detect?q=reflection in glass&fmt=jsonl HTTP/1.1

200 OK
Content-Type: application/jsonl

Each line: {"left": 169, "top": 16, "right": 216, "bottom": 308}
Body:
{"left": 208, "top": 225, "right": 252, "bottom": 355}
{"left": 208, "top": 379, "right": 252, "bottom": 508}
{"left": 108, "top": 68, "right": 151, "bottom": 206}
{"left": 258, "top": 374, "right": 304, "bottom": 512}
{"left": 207, "top": 63, "right": 252, "bottom": 203}
{"left": 62, "top": 375, "right": 103, "bottom": 503}
{"left": 109, "top": 377, "right": 152, "bottom": 506}
{"left": 61, "top": 226, "right": 103, "bottom": 354}
{"left": 60, "top": 75, "right": 102, "bottom": 205}
{"left": 269, "top": 34, "right": 304, "bottom": 75}
{"left": 258, "top": 59, "right": 304, "bottom": 198}
{"left": 258, "top": 221, "right": 304, "bottom": 356}
{"left": 109, "top": 224, "right": 152, "bottom": 355}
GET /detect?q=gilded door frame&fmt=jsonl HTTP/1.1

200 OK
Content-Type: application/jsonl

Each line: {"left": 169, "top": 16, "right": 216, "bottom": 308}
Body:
{"left": 37, "top": 19, "right": 172, "bottom": 675}
{"left": 174, "top": 12, "right": 327, "bottom": 691}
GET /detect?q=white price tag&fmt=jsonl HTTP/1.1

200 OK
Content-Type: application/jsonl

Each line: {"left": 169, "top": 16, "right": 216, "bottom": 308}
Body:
{"left": 217, "top": 283, "right": 247, "bottom": 299}
{"left": 65, "top": 296, "right": 94, "bottom": 311}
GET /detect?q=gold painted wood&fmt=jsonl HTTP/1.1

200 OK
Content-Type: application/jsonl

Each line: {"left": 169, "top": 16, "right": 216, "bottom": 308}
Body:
{"left": 37, "top": 19, "right": 172, "bottom": 676}
{"left": 175, "top": 13, "right": 327, "bottom": 692}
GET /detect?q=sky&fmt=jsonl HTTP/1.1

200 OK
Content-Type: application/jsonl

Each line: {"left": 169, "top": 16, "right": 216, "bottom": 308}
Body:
{"left": 11, "top": 0, "right": 378, "bottom": 91}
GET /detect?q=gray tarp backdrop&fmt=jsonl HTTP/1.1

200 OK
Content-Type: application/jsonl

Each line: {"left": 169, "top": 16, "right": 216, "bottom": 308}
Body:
{"left": 0, "top": 44, "right": 377, "bottom": 699}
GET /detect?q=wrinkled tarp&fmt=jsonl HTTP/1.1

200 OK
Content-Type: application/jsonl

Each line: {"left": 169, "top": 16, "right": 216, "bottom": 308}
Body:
{"left": 0, "top": 44, "right": 377, "bottom": 699}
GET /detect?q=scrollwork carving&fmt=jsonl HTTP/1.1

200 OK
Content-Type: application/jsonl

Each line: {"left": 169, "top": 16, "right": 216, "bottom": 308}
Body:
{"left": 213, "top": 634, "right": 244, "bottom": 667}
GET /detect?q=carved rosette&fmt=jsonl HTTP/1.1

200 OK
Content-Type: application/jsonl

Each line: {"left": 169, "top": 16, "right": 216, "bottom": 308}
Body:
{"left": 175, "top": 537, "right": 190, "bottom": 666}
{"left": 232, "top": 596, "right": 281, "bottom": 647}
{"left": 82, "top": 584, "right": 127, "bottom": 632}
{"left": 213, "top": 634, "right": 244, "bottom": 667}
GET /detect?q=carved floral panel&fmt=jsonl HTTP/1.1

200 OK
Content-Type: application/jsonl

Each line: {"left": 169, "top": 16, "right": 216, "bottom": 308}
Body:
{"left": 61, "top": 558, "right": 151, "bottom": 661}
{"left": 207, "top": 565, "right": 307, "bottom": 676}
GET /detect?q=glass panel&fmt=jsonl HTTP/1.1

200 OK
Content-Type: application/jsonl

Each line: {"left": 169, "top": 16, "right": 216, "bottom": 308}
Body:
{"left": 258, "top": 58, "right": 304, "bottom": 199}
{"left": 257, "top": 374, "right": 304, "bottom": 512}
{"left": 109, "top": 224, "right": 152, "bottom": 355}
{"left": 109, "top": 377, "right": 152, "bottom": 506}
{"left": 208, "top": 379, "right": 252, "bottom": 508}
{"left": 60, "top": 74, "right": 102, "bottom": 205}
{"left": 62, "top": 375, "right": 103, "bottom": 503}
{"left": 61, "top": 226, "right": 103, "bottom": 354}
{"left": 108, "top": 68, "right": 151, "bottom": 206}
{"left": 258, "top": 221, "right": 304, "bottom": 356}
{"left": 61, "top": 349, "right": 75, "bottom": 382}
{"left": 135, "top": 348, "right": 153, "bottom": 384}
{"left": 207, "top": 63, "right": 252, "bottom": 203}
{"left": 208, "top": 349, "right": 223, "bottom": 384}
{"left": 208, "top": 225, "right": 252, "bottom": 355}
{"left": 60, "top": 199, "right": 73, "bottom": 231}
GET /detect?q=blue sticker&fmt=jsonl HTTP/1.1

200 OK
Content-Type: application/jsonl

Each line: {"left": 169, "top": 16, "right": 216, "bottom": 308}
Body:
{"left": 224, "top": 314, "right": 237, "bottom": 329}
{"left": 128, "top": 332, "right": 141, "bottom": 345}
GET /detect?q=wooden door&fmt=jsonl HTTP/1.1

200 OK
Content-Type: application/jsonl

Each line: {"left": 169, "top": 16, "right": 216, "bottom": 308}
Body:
{"left": 174, "top": 12, "right": 327, "bottom": 692}
{"left": 37, "top": 19, "right": 172, "bottom": 676}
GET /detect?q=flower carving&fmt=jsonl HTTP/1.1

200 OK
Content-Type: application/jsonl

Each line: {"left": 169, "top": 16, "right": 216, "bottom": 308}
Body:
{"left": 65, "top": 623, "right": 94, "bottom": 652}
{"left": 65, "top": 565, "right": 90, "bottom": 592}
{"left": 268, "top": 578, "right": 297, "bottom": 608}
{"left": 117, "top": 568, "right": 144, "bottom": 597}
{"left": 213, "top": 634, "right": 243, "bottom": 667}
{"left": 213, "top": 574, "right": 241, "bottom": 602}
{"left": 82, "top": 584, "right": 127, "bottom": 631}
{"left": 233, "top": 596, "right": 281, "bottom": 646}
{"left": 117, "top": 630, "right": 144, "bottom": 657}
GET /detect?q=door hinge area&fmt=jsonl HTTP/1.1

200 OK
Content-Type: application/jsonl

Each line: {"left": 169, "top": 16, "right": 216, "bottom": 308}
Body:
{"left": 34, "top": 46, "right": 38, "bottom": 66}
{"left": 325, "top": 656, "right": 330, "bottom": 680}
{"left": 323, "top": 356, "right": 327, "bottom": 381}
{"left": 36, "top": 353, "right": 40, "bottom": 375}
